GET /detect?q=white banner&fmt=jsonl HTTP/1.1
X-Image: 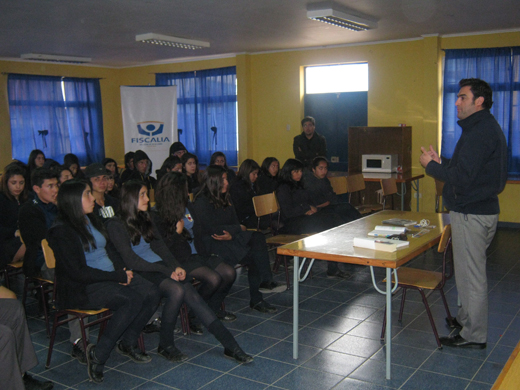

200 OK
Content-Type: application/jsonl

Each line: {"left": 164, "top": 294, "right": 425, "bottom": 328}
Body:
{"left": 120, "top": 86, "right": 177, "bottom": 177}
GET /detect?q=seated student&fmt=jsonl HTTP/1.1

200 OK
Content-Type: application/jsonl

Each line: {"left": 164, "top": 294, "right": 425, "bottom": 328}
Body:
{"left": 256, "top": 157, "right": 280, "bottom": 195}
{"left": 106, "top": 172, "right": 120, "bottom": 199}
{"left": 229, "top": 159, "right": 269, "bottom": 229}
{"left": 126, "top": 150, "right": 157, "bottom": 190}
{"left": 63, "top": 153, "right": 85, "bottom": 180}
{"left": 106, "top": 181, "right": 252, "bottom": 364}
{"left": 0, "top": 287, "right": 54, "bottom": 390}
{"left": 152, "top": 172, "right": 238, "bottom": 329}
{"left": 210, "top": 151, "right": 236, "bottom": 185}
{"left": 156, "top": 156, "right": 182, "bottom": 182}
{"left": 28, "top": 149, "right": 46, "bottom": 178}
{"left": 181, "top": 152, "right": 201, "bottom": 193}
{"left": 304, "top": 157, "right": 361, "bottom": 223}
{"left": 102, "top": 158, "right": 121, "bottom": 186}
{"left": 169, "top": 142, "right": 187, "bottom": 158}
{"left": 0, "top": 164, "right": 28, "bottom": 269}
{"left": 18, "top": 168, "right": 88, "bottom": 363}
{"left": 120, "top": 151, "right": 135, "bottom": 183}
{"left": 84, "top": 164, "right": 120, "bottom": 222}
{"left": 55, "top": 166, "right": 74, "bottom": 186}
{"left": 47, "top": 180, "right": 160, "bottom": 384}
{"left": 191, "top": 165, "right": 280, "bottom": 313}
{"left": 277, "top": 159, "right": 348, "bottom": 279}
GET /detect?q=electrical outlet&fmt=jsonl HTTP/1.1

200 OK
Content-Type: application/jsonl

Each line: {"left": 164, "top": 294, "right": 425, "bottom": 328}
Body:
{"left": 331, "top": 156, "right": 339, "bottom": 163}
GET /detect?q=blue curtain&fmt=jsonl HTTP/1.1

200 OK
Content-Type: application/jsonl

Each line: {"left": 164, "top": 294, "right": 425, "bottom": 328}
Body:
{"left": 8, "top": 74, "right": 104, "bottom": 166}
{"left": 156, "top": 66, "right": 237, "bottom": 166}
{"left": 442, "top": 47, "right": 520, "bottom": 175}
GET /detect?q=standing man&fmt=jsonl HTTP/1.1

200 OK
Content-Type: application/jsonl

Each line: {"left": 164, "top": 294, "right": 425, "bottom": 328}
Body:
{"left": 293, "top": 116, "right": 327, "bottom": 167}
{"left": 419, "top": 78, "right": 507, "bottom": 349}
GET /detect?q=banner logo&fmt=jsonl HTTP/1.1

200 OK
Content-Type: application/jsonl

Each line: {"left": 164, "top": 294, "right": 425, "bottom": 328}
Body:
{"left": 132, "top": 121, "right": 170, "bottom": 145}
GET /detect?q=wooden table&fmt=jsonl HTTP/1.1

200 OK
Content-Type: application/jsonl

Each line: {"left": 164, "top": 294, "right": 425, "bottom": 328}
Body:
{"left": 277, "top": 210, "right": 449, "bottom": 380}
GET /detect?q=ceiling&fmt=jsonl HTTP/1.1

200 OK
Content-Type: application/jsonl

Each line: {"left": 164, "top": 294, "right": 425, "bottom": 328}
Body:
{"left": 1, "top": 0, "right": 519, "bottom": 68}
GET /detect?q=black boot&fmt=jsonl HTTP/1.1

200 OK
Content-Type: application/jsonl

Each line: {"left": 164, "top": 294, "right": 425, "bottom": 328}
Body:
{"left": 86, "top": 344, "right": 104, "bottom": 384}
{"left": 208, "top": 320, "right": 253, "bottom": 364}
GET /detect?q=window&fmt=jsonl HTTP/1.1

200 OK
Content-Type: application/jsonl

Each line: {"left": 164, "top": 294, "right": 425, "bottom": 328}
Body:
{"left": 442, "top": 47, "right": 520, "bottom": 176}
{"left": 7, "top": 74, "right": 104, "bottom": 166}
{"left": 156, "top": 66, "right": 238, "bottom": 166}
{"left": 305, "top": 63, "right": 368, "bottom": 94}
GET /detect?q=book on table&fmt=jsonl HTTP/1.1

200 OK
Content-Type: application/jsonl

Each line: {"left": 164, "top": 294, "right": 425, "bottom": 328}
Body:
{"left": 381, "top": 218, "right": 417, "bottom": 227}
{"left": 353, "top": 237, "right": 410, "bottom": 252}
{"left": 368, "top": 225, "right": 407, "bottom": 237}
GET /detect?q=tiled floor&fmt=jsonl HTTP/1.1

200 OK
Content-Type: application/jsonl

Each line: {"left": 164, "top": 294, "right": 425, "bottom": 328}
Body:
{"left": 7, "top": 227, "right": 520, "bottom": 389}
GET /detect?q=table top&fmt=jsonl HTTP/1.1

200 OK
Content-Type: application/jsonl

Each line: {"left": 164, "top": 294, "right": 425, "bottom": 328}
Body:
{"left": 277, "top": 210, "right": 449, "bottom": 269}
{"left": 328, "top": 170, "right": 425, "bottom": 183}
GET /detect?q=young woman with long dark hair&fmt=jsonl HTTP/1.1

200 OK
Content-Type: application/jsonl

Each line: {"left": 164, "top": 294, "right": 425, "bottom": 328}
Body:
{"left": 120, "top": 151, "right": 135, "bottom": 183}
{"left": 153, "top": 172, "right": 238, "bottom": 328}
{"left": 304, "top": 157, "right": 361, "bottom": 223}
{"left": 63, "top": 153, "right": 84, "bottom": 179}
{"left": 229, "top": 159, "right": 269, "bottom": 229}
{"left": 192, "top": 165, "right": 280, "bottom": 313}
{"left": 181, "top": 152, "right": 201, "bottom": 193}
{"left": 0, "top": 163, "right": 28, "bottom": 267}
{"left": 277, "top": 158, "right": 348, "bottom": 278}
{"left": 210, "top": 151, "right": 236, "bottom": 185}
{"left": 28, "top": 149, "right": 45, "bottom": 178}
{"left": 47, "top": 180, "right": 161, "bottom": 384}
{"left": 107, "top": 180, "right": 252, "bottom": 364}
{"left": 256, "top": 157, "right": 280, "bottom": 195}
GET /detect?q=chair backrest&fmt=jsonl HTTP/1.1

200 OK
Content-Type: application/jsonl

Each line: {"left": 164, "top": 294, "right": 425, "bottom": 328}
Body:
{"left": 437, "top": 224, "right": 454, "bottom": 282}
{"left": 346, "top": 174, "right": 366, "bottom": 204}
{"left": 329, "top": 176, "right": 348, "bottom": 195}
{"left": 148, "top": 188, "right": 155, "bottom": 203}
{"left": 437, "top": 224, "right": 451, "bottom": 253}
{"left": 41, "top": 239, "right": 56, "bottom": 269}
{"left": 435, "top": 179, "right": 445, "bottom": 213}
{"left": 253, "top": 192, "right": 279, "bottom": 218}
{"left": 188, "top": 193, "right": 194, "bottom": 202}
{"left": 380, "top": 178, "right": 397, "bottom": 196}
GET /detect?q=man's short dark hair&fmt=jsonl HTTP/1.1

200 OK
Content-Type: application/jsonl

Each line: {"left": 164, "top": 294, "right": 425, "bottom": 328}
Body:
{"left": 31, "top": 167, "right": 58, "bottom": 188}
{"left": 301, "top": 116, "right": 316, "bottom": 127}
{"left": 459, "top": 78, "right": 493, "bottom": 110}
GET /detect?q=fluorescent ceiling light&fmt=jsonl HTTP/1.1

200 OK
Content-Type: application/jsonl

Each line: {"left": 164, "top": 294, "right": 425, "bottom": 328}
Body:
{"left": 136, "top": 33, "right": 210, "bottom": 50}
{"left": 307, "top": 2, "right": 378, "bottom": 31}
{"left": 20, "top": 53, "right": 92, "bottom": 63}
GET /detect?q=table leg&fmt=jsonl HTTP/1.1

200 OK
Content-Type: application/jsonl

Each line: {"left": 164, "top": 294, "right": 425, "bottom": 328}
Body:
{"left": 386, "top": 267, "right": 392, "bottom": 380}
{"left": 293, "top": 255, "right": 299, "bottom": 359}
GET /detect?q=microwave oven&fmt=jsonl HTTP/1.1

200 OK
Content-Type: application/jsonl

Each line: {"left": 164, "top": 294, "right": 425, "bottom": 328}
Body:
{"left": 362, "top": 154, "right": 398, "bottom": 173}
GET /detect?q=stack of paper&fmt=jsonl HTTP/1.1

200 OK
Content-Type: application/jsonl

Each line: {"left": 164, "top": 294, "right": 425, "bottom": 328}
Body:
{"left": 368, "top": 226, "right": 407, "bottom": 237}
{"left": 353, "top": 237, "right": 410, "bottom": 252}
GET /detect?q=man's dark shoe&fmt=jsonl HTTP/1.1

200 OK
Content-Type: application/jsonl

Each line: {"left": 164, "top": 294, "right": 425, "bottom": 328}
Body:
{"left": 440, "top": 334, "right": 486, "bottom": 349}
{"left": 189, "top": 322, "right": 204, "bottom": 335}
{"left": 326, "top": 270, "right": 350, "bottom": 279}
{"left": 86, "top": 344, "right": 104, "bottom": 384}
{"left": 22, "top": 374, "right": 54, "bottom": 390}
{"left": 143, "top": 317, "right": 161, "bottom": 334}
{"left": 71, "top": 338, "right": 90, "bottom": 365}
{"left": 224, "top": 347, "right": 254, "bottom": 364}
{"left": 116, "top": 341, "right": 152, "bottom": 363}
{"left": 158, "top": 345, "right": 189, "bottom": 362}
{"left": 446, "top": 317, "right": 463, "bottom": 329}
{"left": 216, "top": 310, "right": 237, "bottom": 322}
{"left": 250, "top": 300, "right": 277, "bottom": 314}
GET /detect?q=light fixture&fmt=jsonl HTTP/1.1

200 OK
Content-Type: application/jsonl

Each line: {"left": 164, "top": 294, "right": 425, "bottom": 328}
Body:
{"left": 20, "top": 53, "right": 92, "bottom": 64}
{"left": 307, "top": 2, "right": 378, "bottom": 32}
{"left": 136, "top": 33, "right": 210, "bottom": 50}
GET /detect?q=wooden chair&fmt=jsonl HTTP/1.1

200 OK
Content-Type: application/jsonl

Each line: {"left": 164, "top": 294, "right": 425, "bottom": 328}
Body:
{"left": 41, "top": 239, "right": 114, "bottom": 369}
{"left": 380, "top": 178, "right": 397, "bottom": 210}
{"left": 329, "top": 176, "right": 348, "bottom": 195}
{"left": 347, "top": 174, "right": 382, "bottom": 214}
{"left": 0, "top": 260, "right": 24, "bottom": 290}
{"left": 435, "top": 179, "right": 447, "bottom": 213}
{"left": 21, "top": 268, "right": 54, "bottom": 338}
{"left": 381, "top": 224, "right": 454, "bottom": 349}
{"left": 252, "top": 192, "right": 309, "bottom": 289}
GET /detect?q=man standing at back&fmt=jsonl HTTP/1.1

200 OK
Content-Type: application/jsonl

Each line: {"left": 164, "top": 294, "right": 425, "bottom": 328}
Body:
{"left": 419, "top": 78, "right": 507, "bottom": 349}
{"left": 293, "top": 116, "right": 327, "bottom": 167}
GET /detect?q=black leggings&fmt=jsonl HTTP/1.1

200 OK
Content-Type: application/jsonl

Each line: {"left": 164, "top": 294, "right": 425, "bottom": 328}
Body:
{"left": 188, "top": 262, "right": 236, "bottom": 313}
{"left": 85, "top": 275, "right": 160, "bottom": 364}
{"left": 158, "top": 278, "right": 238, "bottom": 351}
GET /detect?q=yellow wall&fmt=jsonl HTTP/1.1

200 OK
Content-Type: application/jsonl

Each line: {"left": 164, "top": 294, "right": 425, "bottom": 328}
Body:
{"left": 1, "top": 31, "right": 519, "bottom": 221}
